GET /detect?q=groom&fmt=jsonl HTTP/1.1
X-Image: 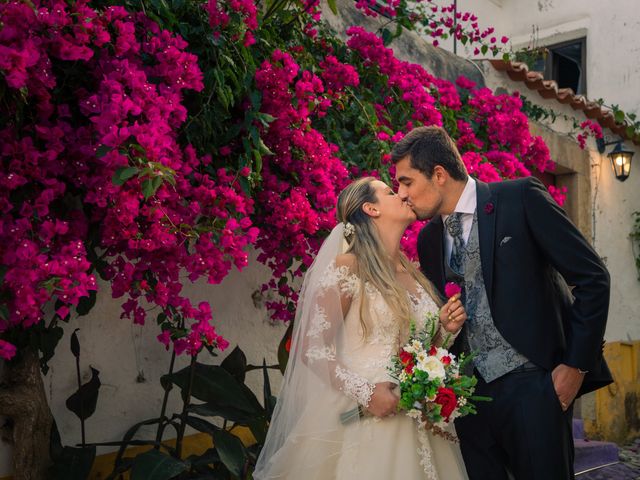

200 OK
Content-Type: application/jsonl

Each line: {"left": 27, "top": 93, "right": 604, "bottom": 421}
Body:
{"left": 392, "top": 126, "right": 612, "bottom": 479}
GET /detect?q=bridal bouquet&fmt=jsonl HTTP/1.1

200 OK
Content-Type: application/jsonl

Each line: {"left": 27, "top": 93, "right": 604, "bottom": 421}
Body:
{"left": 389, "top": 285, "right": 489, "bottom": 440}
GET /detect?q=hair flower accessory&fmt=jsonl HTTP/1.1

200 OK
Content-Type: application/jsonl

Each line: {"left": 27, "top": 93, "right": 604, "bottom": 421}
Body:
{"left": 343, "top": 222, "right": 355, "bottom": 237}
{"left": 484, "top": 202, "right": 495, "bottom": 215}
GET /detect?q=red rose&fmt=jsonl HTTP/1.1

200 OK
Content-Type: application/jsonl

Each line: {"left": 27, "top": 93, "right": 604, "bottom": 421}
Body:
{"left": 429, "top": 345, "right": 437, "bottom": 356}
{"left": 441, "top": 355, "right": 451, "bottom": 365}
{"left": 399, "top": 350, "right": 413, "bottom": 365}
{"left": 405, "top": 362, "right": 414, "bottom": 374}
{"left": 434, "top": 387, "right": 457, "bottom": 421}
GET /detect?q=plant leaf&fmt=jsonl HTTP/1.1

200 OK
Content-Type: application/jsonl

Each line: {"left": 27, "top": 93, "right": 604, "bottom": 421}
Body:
{"left": 166, "top": 363, "right": 261, "bottom": 414}
{"left": 112, "top": 166, "right": 138, "bottom": 186}
{"left": 96, "top": 145, "right": 112, "bottom": 158}
{"left": 70, "top": 329, "right": 80, "bottom": 358}
{"left": 65, "top": 367, "right": 101, "bottom": 420}
{"left": 211, "top": 428, "right": 247, "bottom": 477}
{"left": 130, "top": 449, "right": 188, "bottom": 480}
{"left": 76, "top": 290, "right": 97, "bottom": 316}
{"left": 220, "top": 346, "right": 247, "bottom": 383}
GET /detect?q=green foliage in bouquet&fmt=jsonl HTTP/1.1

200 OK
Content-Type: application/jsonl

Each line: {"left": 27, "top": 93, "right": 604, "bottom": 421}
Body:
{"left": 390, "top": 313, "right": 490, "bottom": 440}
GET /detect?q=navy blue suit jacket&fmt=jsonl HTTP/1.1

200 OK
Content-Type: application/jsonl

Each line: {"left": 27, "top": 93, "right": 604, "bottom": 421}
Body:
{"left": 418, "top": 176, "right": 612, "bottom": 396}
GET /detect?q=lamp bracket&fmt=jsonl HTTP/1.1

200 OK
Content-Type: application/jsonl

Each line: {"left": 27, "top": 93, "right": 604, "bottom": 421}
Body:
{"left": 596, "top": 135, "right": 624, "bottom": 154}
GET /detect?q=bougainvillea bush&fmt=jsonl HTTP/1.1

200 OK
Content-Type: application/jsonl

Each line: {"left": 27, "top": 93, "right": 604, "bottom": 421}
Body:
{"left": 0, "top": 0, "right": 566, "bottom": 362}
{"left": 0, "top": 0, "right": 257, "bottom": 361}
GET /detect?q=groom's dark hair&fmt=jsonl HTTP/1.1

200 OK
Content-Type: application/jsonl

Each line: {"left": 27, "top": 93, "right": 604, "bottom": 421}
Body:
{"left": 391, "top": 126, "right": 468, "bottom": 181}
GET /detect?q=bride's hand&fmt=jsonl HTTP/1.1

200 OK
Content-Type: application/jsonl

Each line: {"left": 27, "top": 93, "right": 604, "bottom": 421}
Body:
{"left": 439, "top": 294, "right": 466, "bottom": 333}
{"left": 366, "top": 382, "right": 399, "bottom": 418}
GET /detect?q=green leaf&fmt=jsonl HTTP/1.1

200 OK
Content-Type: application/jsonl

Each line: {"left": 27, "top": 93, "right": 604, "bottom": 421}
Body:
{"left": 65, "top": 367, "right": 101, "bottom": 421}
{"left": 220, "top": 346, "right": 247, "bottom": 383}
{"left": 381, "top": 28, "right": 393, "bottom": 46}
{"left": 35, "top": 324, "right": 64, "bottom": 374}
{"left": 112, "top": 167, "right": 138, "bottom": 186}
{"left": 327, "top": 0, "right": 338, "bottom": 14}
{"left": 109, "top": 417, "right": 168, "bottom": 468}
{"left": 615, "top": 109, "right": 626, "bottom": 123}
{"left": 141, "top": 179, "right": 155, "bottom": 200}
{"left": 211, "top": 428, "right": 247, "bottom": 476}
{"left": 186, "top": 448, "right": 220, "bottom": 468}
{"left": 165, "top": 363, "right": 262, "bottom": 414}
{"left": 130, "top": 449, "right": 188, "bottom": 480}
{"left": 70, "top": 329, "right": 80, "bottom": 358}
{"left": 257, "top": 138, "right": 274, "bottom": 156}
{"left": 96, "top": 145, "right": 112, "bottom": 158}
{"left": 48, "top": 443, "right": 96, "bottom": 480}
{"left": 76, "top": 290, "right": 97, "bottom": 316}
{"left": 0, "top": 304, "right": 9, "bottom": 321}
{"left": 481, "top": 45, "right": 489, "bottom": 55}
{"left": 156, "top": 312, "right": 167, "bottom": 326}
{"left": 188, "top": 403, "right": 256, "bottom": 423}
{"left": 151, "top": 175, "right": 163, "bottom": 193}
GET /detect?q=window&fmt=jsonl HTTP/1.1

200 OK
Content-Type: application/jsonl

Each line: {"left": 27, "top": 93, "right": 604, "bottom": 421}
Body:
{"left": 545, "top": 38, "right": 587, "bottom": 95}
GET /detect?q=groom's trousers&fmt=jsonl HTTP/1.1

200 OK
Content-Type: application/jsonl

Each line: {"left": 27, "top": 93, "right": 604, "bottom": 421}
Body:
{"left": 455, "top": 364, "right": 574, "bottom": 480}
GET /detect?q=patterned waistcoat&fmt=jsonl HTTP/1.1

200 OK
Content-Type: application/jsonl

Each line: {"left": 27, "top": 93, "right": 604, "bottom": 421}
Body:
{"left": 445, "top": 212, "right": 528, "bottom": 382}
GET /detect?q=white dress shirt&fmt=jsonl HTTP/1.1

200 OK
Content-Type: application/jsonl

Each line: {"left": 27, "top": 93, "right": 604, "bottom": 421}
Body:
{"left": 442, "top": 178, "right": 477, "bottom": 265}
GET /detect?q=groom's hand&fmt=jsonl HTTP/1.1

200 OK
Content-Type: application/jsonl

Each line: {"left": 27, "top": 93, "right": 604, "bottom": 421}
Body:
{"left": 366, "top": 382, "right": 399, "bottom": 418}
{"left": 551, "top": 363, "right": 585, "bottom": 411}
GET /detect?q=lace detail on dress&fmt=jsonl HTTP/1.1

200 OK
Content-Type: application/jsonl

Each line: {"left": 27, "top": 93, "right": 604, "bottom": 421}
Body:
{"left": 307, "top": 304, "right": 330, "bottom": 338}
{"left": 416, "top": 422, "right": 439, "bottom": 480}
{"left": 334, "top": 365, "right": 375, "bottom": 407}
{"left": 305, "top": 345, "right": 336, "bottom": 363}
{"left": 318, "top": 261, "right": 359, "bottom": 297}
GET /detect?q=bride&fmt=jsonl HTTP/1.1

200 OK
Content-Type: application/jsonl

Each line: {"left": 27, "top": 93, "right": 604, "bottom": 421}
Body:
{"left": 253, "top": 177, "right": 469, "bottom": 479}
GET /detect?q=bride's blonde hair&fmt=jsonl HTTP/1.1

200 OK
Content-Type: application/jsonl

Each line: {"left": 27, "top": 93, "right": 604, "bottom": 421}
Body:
{"left": 337, "top": 177, "right": 443, "bottom": 338}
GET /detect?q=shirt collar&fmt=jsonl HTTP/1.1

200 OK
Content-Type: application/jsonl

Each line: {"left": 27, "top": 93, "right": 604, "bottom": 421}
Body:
{"left": 455, "top": 177, "right": 476, "bottom": 214}
{"left": 442, "top": 177, "right": 476, "bottom": 221}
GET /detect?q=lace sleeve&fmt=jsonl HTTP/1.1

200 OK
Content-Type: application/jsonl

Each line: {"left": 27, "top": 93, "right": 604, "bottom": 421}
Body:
{"left": 436, "top": 323, "right": 461, "bottom": 349}
{"left": 255, "top": 225, "right": 375, "bottom": 480}
{"left": 302, "top": 261, "right": 375, "bottom": 407}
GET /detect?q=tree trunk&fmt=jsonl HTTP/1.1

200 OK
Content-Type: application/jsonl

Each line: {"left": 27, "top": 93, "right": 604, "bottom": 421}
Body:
{"left": 0, "top": 348, "right": 53, "bottom": 480}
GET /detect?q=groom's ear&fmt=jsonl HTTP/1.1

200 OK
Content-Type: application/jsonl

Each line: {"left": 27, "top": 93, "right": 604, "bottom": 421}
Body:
{"left": 432, "top": 165, "right": 448, "bottom": 185}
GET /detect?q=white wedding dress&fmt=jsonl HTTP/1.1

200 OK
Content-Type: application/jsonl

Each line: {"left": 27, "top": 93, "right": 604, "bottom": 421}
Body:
{"left": 332, "top": 262, "right": 469, "bottom": 480}
{"left": 254, "top": 226, "right": 469, "bottom": 480}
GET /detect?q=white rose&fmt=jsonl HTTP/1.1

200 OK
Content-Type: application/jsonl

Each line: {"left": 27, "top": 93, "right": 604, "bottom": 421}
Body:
{"left": 417, "top": 356, "right": 446, "bottom": 381}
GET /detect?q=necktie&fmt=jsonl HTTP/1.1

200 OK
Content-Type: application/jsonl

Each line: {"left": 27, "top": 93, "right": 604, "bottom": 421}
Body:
{"left": 445, "top": 212, "right": 465, "bottom": 275}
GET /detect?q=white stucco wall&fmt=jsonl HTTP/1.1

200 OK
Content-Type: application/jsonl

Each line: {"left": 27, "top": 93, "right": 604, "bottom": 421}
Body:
{"left": 0, "top": 253, "right": 287, "bottom": 478}
{"left": 434, "top": 0, "right": 640, "bottom": 115}
{"left": 480, "top": 60, "right": 640, "bottom": 343}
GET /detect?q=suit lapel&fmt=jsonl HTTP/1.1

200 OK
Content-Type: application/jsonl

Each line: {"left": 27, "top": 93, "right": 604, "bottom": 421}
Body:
{"left": 427, "top": 216, "right": 446, "bottom": 292}
{"left": 476, "top": 181, "right": 496, "bottom": 298}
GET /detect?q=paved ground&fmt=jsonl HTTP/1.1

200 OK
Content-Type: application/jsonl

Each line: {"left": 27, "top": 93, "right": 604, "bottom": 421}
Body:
{"left": 577, "top": 437, "right": 640, "bottom": 479}
{"left": 618, "top": 438, "right": 640, "bottom": 478}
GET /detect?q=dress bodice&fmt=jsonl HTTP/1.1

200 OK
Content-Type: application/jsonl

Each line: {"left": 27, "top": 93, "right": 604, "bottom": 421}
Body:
{"left": 323, "top": 262, "right": 441, "bottom": 384}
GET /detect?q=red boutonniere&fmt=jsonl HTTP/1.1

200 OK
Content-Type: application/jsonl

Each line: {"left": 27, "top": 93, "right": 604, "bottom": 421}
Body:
{"left": 484, "top": 202, "right": 495, "bottom": 215}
